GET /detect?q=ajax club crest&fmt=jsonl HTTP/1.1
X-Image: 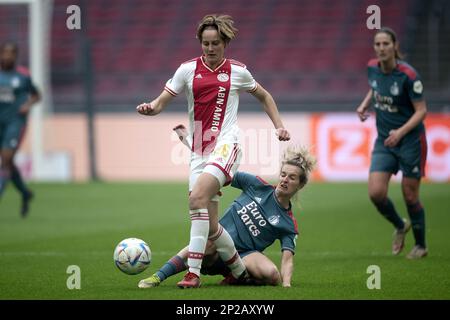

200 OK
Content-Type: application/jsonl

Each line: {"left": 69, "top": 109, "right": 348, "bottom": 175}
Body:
{"left": 217, "top": 73, "right": 229, "bottom": 82}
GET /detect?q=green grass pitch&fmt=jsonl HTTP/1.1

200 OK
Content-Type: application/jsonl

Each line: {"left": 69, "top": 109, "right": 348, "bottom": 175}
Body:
{"left": 0, "top": 181, "right": 449, "bottom": 299}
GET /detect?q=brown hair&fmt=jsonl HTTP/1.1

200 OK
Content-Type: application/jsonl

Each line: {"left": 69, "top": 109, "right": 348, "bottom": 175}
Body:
{"left": 281, "top": 145, "right": 317, "bottom": 189}
{"left": 196, "top": 14, "right": 238, "bottom": 44}
{"left": 375, "top": 27, "right": 404, "bottom": 59}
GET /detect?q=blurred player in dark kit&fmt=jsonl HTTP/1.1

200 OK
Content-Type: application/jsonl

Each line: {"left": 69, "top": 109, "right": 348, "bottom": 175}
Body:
{"left": 0, "top": 42, "right": 40, "bottom": 217}
{"left": 357, "top": 27, "right": 428, "bottom": 259}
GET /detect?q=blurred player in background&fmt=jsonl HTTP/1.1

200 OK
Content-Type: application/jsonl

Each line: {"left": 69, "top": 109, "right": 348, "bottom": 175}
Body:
{"left": 0, "top": 42, "right": 40, "bottom": 217}
{"left": 137, "top": 14, "right": 290, "bottom": 288}
{"left": 139, "top": 134, "right": 315, "bottom": 288}
{"left": 356, "top": 27, "right": 428, "bottom": 259}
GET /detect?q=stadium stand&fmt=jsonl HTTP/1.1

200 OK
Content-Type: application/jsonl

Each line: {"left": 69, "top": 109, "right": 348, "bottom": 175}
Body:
{"left": 1, "top": 0, "right": 448, "bottom": 112}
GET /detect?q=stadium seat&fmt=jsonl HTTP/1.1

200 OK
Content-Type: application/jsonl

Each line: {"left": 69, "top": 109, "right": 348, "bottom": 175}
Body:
{"left": 39, "top": 0, "right": 415, "bottom": 108}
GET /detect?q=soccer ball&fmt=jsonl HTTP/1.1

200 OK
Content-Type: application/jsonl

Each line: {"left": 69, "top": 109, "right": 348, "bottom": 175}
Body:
{"left": 113, "top": 238, "right": 151, "bottom": 275}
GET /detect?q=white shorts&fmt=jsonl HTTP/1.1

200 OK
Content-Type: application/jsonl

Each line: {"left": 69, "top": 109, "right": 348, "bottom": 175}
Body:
{"left": 189, "top": 142, "right": 242, "bottom": 198}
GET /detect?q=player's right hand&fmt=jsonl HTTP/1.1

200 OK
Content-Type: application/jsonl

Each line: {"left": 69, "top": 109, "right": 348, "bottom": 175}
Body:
{"left": 356, "top": 105, "right": 370, "bottom": 122}
{"left": 136, "top": 103, "right": 154, "bottom": 115}
{"left": 276, "top": 127, "right": 291, "bottom": 141}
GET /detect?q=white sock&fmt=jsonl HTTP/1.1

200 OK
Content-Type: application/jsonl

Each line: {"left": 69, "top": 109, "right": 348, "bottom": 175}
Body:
{"left": 187, "top": 209, "right": 209, "bottom": 276}
{"left": 209, "top": 224, "right": 246, "bottom": 278}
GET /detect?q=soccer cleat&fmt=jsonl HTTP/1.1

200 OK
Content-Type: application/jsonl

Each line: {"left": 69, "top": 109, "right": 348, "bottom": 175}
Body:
{"left": 21, "top": 191, "right": 34, "bottom": 218}
{"left": 392, "top": 219, "right": 411, "bottom": 255}
{"left": 406, "top": 245, "right": 428, "bottom": 259}
{"left": 219, "top": 270, "right": 249, "bottom": 286}
{"left": 138, "top": 274, "right": 161, "bottom": 288}
{"left": 177, "top": 272, "right": 201, "bottom": 289}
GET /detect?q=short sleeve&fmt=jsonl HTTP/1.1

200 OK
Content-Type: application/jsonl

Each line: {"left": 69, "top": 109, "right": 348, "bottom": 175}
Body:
{"left": 164, "top": 63, "right": 190, "bottom": 96}
{"left": 25, "top": 76, "right": 38, "bottom": 95}
{"left": 233, "top": 66, "right": 257, "bottom": 93}
{"left": 406, "top": 74, "right": 424, "bottom": 102}
{"left": 367, "top": 59, "right": 378, "bottom": 89}
{"left": 280, "top": 234, "right": 297, "bottom": 254}
{"left": 231, "top": 172, "right": 268, "bottom": 190}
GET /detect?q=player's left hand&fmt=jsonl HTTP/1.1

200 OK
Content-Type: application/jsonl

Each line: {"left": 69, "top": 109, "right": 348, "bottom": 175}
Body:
{"left": 384, "top": 129, "right": 402, "bottom": 147}
{"left": 173, "top": 124, "right": 188, "bottom": 142}
{"left": 276, "top": 128, "right": 290, "bottom": 141}
{"left": 18, "top": 104, "right": 31, "bottom": 116}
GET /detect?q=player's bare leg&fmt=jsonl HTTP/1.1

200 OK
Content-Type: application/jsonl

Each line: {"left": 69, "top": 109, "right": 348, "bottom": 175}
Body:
{"left": 368, "top": 172, "right": 391, "bottom": 206}
{"left": 241, "top": 252, "right": 281, "bottom": 286}
{"left": 207, "top": 200, "right": 220, "bottom": 236}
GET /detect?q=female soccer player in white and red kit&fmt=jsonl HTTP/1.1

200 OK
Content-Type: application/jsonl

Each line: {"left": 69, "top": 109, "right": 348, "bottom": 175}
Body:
{"left": 137, "top": 14, "right": 290, "bottom": 288}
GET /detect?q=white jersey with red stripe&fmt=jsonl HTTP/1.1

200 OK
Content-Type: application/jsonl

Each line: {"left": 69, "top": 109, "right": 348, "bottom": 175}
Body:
{"left": 164, "top": 56, "right": 258, "bottom": 156}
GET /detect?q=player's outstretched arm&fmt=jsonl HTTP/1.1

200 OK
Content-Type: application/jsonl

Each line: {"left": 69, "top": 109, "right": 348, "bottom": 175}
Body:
{"left": 251, "top": 83, "right": 290, "bottom": 141}
{"left": 356, "top": 89, "right": 373, "bottom": 122}
{"left": 136, "top": 90, "right": 174, "bottom": 116}
{"left": 280, "top": 250, "right": 294, "bottom": 287}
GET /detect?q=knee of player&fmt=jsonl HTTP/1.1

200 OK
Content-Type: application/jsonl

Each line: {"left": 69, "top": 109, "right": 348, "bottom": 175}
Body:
{"left": 368, "top": 190, "right": 386, "bottom": 204}
{"left": 0, "top": 156, "right": 14, "bottom": 169}
{"left": 267, "top": 267, "right": 281, "bottom": 286}
{"left": 204, "top": 239, "right": 217, "bottom": 255}
{"left": 188, "top": 192, "right": 209, "bottom": 209}
{"left": 403, "top": 193, "right": 419, "bottom": 206}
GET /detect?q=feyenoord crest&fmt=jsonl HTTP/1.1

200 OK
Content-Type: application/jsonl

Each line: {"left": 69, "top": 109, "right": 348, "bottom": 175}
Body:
{"left": 268, "top": 215, "right": 280, "bottom": 225}
{"left": 11, "top": 77, "right": 20, "bottom": 88}
{"left": 371, "top": 80, "right": 377, "bottom": 89}
{"left": 217, "top": 73, "right": 229, "bottom": 82}
{"left": 390, "top": 81, "right": 399, "bottom": 96}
